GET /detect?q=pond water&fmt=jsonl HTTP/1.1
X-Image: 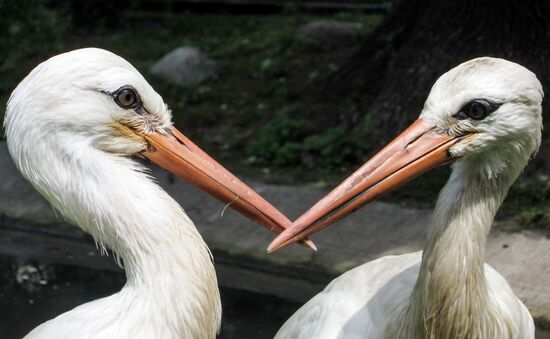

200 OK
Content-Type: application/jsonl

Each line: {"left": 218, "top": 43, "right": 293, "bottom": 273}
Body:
{"left": 0, "top": 256, "right": 299, "bottom": 339}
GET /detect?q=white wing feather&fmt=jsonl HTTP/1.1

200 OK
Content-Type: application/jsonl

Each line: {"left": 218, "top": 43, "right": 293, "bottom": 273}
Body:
{"left": 275, "top": 251, "right": 533, "bottom": 339}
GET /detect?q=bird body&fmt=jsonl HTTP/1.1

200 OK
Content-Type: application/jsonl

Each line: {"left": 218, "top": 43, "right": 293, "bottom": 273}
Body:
{"left": 277, "top": 252, "right": 421, "bottom": 339}
{"left": 5, "top": 48, "right": 295, "bottom": 338}
{"left": 8, "top": 49, "right": 221, "bottom": 339}
{"left": 277, "top": 252, "right": 532, "bottom": 339}
{"left": 272, "top": 57, "right": 542, "bottom": 339}
{"left": 21, "top": 157, "right": 220, "bottom": 339}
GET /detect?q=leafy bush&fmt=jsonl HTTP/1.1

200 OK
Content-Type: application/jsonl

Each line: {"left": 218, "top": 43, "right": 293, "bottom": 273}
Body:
{"left": 247, "top": 106, "right": 367, "bottom": 169}
{"left": 247, "top": 107, "right": 307, "bottom": 166}
{"left": 502, "top": 183, "right": 550, "bottom": 230}
{"left": 303, "top": 127, "right": 364, "bottom": 168}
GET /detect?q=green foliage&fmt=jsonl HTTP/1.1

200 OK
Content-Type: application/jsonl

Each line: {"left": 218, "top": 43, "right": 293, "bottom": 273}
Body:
{"left": 302, "top": 127, "right": 364, "bottom": 168}
{"left": 247, "top": 107, "right": 367, "bottom": 169}
{"left": 501, "top": 183, "right": 550, "bottom": 230}
{"left": 247, "top": 108, "right": 307, "bottom": 166}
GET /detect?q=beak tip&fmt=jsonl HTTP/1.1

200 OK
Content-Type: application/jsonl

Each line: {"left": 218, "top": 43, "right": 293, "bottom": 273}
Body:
{"left": 305, "top": 239, "right": 318, "bottom": 251}
{"left": 267, "top": 236, "right": 316, "bottom": 253}
{"left": 266, "top": 241, "right": 281, "bottom": 253}
{"left": 267, "top": 238, "right": 286, "bottom": 253}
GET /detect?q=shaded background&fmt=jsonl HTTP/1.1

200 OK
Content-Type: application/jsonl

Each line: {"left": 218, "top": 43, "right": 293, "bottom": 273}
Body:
{"left": 0, "top": 0, "right": 549, "bottom": 337}
{"left": 1, "top": 0, "right": 547, "bottom": 224}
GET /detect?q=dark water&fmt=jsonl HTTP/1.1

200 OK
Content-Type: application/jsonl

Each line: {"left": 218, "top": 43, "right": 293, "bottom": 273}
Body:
{"left": 0, "top": 256, "right": 300, "bottom": 339}
{"left": 2, "top": 256, "right": 549, "bottom": 339}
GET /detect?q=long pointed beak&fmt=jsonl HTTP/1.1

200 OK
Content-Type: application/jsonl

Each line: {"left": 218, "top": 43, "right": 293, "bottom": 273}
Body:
{"left": 142, "top": 126, "right": 316, "bottom": 250}
{"left": 268, "top": 119, "right": 464, "bottom": 252}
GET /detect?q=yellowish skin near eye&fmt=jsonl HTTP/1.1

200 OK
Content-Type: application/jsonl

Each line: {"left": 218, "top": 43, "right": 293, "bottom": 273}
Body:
{"left": 110, "top": 120, "right": 147, "bottom": 143}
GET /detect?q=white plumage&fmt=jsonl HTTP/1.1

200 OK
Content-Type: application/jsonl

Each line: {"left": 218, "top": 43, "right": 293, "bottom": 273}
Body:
{"left": 6, "top": 48, "right": 221, "bottom": 339}
{"left": 4, "top": 48, "right": 294, "bottom": 339}
{"left": 274, "top": 58, "right": 542, "bottom": 339}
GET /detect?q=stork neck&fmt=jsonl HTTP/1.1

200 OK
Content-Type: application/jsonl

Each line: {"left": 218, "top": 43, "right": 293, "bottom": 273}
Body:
{"left": 17, "top": 143, "right": 222, "bottom": 337}
{"left": 403, "top": 160, "right": 517, "bottom": 338}
{"left": 86, "top": 157, "right": 221, "bottom": 337}
{"left": 421, "top": 162, "right": 511, "bottom": 286}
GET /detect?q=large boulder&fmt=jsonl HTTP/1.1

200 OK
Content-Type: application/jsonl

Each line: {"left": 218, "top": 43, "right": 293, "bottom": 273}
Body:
{"left": 150, "top": 46, "right": 217, "bottom": 86}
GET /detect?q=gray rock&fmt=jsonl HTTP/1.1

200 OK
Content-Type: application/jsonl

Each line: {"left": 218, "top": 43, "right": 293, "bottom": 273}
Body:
{"left": 150, "top": 46, "right": 217, "bottom": 86}
{"left": 297, "top": 20, "right": 363, "bottom": 46}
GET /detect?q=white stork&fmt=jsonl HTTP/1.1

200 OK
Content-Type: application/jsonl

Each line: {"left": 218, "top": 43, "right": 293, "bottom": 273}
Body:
{"left": 269, "top": 57, "right": 542, "bottom": 339}
{"left": 4, "top": 48, "right": 313, "bottom": 339}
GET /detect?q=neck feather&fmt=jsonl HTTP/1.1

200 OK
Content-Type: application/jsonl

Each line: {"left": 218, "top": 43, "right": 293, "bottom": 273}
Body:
{"left": 12, "top": 138, "right": 221, "bottom": 338}
{"left": 400, "top": 157, "right": 524, "bottom": 339}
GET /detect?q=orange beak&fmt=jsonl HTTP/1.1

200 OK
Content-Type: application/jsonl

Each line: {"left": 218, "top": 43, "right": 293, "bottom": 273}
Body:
{"left": 142, "top": 127, "right": 316, "bottom": 250}
{"left": 267, "top": 119, "right": 464, "bottom": 252}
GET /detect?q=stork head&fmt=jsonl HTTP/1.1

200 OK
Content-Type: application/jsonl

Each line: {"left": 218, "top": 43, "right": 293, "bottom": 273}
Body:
{"left": 6, "top": 48, "right": 172, "bottom": 154}
{"left": 268, "top": 57, "right": 543, "bottom": 251}
{"left": 4, "top": 48, "right": 297, "bottom": 241}
{"left": 422, "top": 57, "right": 543, "bottom": 177}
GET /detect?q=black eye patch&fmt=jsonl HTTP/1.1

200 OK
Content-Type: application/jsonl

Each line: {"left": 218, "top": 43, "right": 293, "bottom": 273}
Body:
{"left": 453, "top": 99, "right": 501, "bottom": 121}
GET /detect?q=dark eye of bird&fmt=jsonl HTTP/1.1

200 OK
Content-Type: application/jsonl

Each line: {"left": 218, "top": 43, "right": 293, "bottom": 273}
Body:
{"left": 113, "top": 86, "right": 141, "bottom": 110}
{"left": 453, "top": 99, "right": 500, "bottom": 121}
{"left": 467, "top": 101, "right": 488, "bottom": 119}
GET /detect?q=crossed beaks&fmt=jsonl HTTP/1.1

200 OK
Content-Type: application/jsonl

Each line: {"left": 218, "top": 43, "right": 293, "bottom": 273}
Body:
{"left": 268, "top": 119, "right": 464, "bottom": 252}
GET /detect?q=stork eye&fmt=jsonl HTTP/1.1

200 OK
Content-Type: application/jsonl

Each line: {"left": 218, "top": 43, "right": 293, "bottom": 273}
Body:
{"left": 466, "top": 101, "right": 488, "bottom": 120}
{"left": 113, "top": 86, "right": 141, "bottom": 110}
{"left": 454, "top": 99, "right": 500, "bottom": 120}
